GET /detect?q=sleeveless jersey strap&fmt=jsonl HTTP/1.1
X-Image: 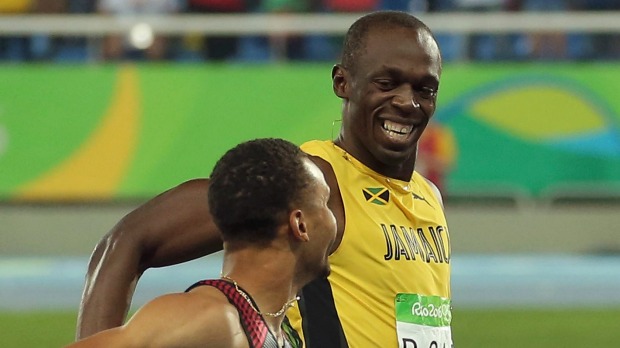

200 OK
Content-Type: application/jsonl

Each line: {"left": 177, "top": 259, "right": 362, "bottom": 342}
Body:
{"left": 282, "top": 315, "right": 303, "bottom": 348}
{"left": 186, "top": 279, "right": 270, "bottom": 348}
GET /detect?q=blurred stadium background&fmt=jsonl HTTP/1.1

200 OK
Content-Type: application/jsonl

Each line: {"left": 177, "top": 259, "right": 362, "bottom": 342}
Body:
{"left": 1, "top": 0, "right": 619, "bottom": 347}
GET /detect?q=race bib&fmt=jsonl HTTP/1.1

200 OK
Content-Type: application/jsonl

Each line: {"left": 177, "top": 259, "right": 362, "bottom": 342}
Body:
{"left": 395, "top": 293, "right": 453, "bottom": 348}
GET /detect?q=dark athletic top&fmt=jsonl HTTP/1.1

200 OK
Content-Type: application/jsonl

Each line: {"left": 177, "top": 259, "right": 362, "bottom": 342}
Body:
{"left": 186, "top": 279, "right": 302, "bottom": 348}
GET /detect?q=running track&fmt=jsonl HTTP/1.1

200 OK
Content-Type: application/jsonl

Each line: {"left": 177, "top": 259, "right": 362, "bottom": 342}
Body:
{"left": 1, "top": 254, "right": 619, "bottom": 310}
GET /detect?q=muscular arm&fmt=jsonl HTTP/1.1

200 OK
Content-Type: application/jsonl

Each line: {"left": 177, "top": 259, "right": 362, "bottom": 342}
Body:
{"left": 423, "top": 177, "right": 445, "bottom": 209}
{"left": 307, "top": 155, "right": 345, "bottom": 252}
{"left": 76, "top": 179, "right": 223, "bottom": 339}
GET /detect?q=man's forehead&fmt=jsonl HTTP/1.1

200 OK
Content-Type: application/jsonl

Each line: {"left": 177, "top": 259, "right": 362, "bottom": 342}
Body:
{"left": 359, "top": 27, "right": 441, "bottom": 68}
{"left": 366, "top": 23, "right": 421, "bottom": 38}
{"left": 364, "top": 25, "right": 432, "bottom": 48}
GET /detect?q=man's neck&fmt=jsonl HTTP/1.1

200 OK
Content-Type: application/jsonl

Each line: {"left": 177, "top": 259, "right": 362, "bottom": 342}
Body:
{"left": 221, "top": 248, "right": 299, "bottom": 334}
{"left": 333, "top": 138, "right": 416, "bottom": 181}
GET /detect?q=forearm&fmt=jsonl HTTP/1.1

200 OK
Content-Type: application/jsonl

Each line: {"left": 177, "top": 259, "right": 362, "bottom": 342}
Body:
{"left": 75, "top": 179, "right": 223, "bottom": 339}
{"left": 76, "top": 230, "right": 142, "bottom": 339}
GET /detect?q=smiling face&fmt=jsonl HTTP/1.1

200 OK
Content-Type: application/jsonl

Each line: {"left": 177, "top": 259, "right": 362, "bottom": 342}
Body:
{"left": 334, "top": 25, "right": 442, "bottom": 180}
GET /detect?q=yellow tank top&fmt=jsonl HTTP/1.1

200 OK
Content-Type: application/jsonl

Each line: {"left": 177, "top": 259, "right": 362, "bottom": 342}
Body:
{"left": 288, "top": 140, "right": 452, "bottom": 347}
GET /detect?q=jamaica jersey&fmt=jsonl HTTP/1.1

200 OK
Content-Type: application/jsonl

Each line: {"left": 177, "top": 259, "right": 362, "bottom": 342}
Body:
{"left": 289, "top": 140, "right": 452, "bottom": 348}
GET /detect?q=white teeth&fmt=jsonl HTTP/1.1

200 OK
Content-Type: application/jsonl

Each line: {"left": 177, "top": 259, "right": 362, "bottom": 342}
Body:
{"left": 382, "top": 120, "right": 412, "bottom": 134}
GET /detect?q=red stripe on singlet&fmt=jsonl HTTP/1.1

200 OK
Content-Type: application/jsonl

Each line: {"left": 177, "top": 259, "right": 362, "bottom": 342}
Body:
{"left": 200, "top": 280, "right": 269, "bottom": 348}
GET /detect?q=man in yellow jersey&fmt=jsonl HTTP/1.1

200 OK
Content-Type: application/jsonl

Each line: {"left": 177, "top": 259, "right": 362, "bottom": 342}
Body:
{"left": 77, "top": 11, "right": 452, "bottom": 347}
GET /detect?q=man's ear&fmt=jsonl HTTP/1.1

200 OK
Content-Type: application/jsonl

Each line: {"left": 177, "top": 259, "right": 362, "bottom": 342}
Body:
{"left": 332, "top": 64, "right": 349, "bottom": 99}
{"left": 290, "top": 210, "right": 309, "bottom": 242}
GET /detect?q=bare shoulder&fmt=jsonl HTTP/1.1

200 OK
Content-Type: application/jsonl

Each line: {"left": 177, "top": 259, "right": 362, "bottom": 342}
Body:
{"left": 308, "top": 155, "right": 344, "bottom": 213}
{"left": 308, "top": 154, "right": 345, "bottom": 250}
{"left": 308, "top": 155, "right": 335, "bottom": 184}
{"left": 125, "top": 288, "right": 248, "bottom": 347}
{"left": 422, "top": 177, "right": 445, "bottom": 209}
{"left": 182, "top": 286, "right": 249, "bottom": 347}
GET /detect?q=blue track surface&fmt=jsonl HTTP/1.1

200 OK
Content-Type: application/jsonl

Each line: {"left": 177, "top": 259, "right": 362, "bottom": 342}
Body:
{"left": 2, "top": 254, "right": 620, "bottom": 310}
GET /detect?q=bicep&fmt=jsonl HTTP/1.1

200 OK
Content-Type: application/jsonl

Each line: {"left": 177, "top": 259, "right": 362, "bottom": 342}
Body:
{"left": 117, "top": 178, "right": 224, "bottom": 270}
{"left": 308, "top": 155, "right": 345, "bottom": 252}
{"left": 424, "top": 177, "right": 445, "bottom": 209}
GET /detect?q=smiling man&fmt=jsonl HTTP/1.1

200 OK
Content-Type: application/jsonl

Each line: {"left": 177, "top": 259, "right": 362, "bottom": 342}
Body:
{"left": 292, "top": 13, "right": 450, "bottom": 347}
{"left": 78, "top": 11, "right": 452, "bottom": 348}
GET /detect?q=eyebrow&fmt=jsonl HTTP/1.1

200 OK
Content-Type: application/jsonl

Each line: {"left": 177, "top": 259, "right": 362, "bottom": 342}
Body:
{"left": 379, "top": 66, "right": 439, "bottom": 86}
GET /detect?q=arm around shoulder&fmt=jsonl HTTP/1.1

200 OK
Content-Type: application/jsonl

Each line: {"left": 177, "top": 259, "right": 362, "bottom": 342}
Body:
{"left": 77, "top": 179, "right": 224, "bottom": 339}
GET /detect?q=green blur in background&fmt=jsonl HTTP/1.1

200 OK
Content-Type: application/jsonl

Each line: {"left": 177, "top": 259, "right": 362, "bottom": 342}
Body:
{"left": 1, "top": 63, "right": 619, "bottom": 201}
{"left": 5, "top": 309, "right": 620, "bottom": 347}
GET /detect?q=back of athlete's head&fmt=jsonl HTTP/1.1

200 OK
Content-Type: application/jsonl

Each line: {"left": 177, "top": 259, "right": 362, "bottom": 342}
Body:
{"left": 208, "top": 138, "right": 312, "bottom": 244}
{"left": 341, "top": 10, "right": 435, "bottom": 74}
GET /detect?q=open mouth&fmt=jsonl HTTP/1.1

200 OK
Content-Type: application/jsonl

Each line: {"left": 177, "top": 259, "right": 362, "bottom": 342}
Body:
{"left": 381, "top": 119, "right": 413, "bottom": 140}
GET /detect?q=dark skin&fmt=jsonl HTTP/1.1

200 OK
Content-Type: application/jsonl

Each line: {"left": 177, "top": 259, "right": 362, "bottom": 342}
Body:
{"left": 334, "top": 26, "right": 441, "bottom": 180}
{"left": 77, "top": 24, "right": 442, "bottom": 339}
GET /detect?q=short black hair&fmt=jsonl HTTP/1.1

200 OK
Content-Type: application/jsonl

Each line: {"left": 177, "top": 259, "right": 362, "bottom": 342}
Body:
{"left": 341, "top": 11, "right": 434, "bottom": 74}
{"left": 208, "top": 138, "right": 312, "bottom": 244}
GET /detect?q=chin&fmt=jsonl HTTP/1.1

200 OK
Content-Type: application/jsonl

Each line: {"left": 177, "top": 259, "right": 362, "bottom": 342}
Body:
{"left": 320, "top": 265, "right": 331, "bottom": 279}
{"left": 377, "top": 149, "right": 414, "bottom": 166}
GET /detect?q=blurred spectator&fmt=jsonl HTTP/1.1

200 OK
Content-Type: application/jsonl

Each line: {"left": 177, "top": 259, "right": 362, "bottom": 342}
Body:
{"left": 2, "top": 0, "right": 619, "bottom": 63}
{"left": 428, "top": 0, "right": 458, "bottom": 11}
{"left": 0, "top": 0, "right": 89, "bottom": 62}
{"left": 0, "top": 0, "right": 33, "bottom": 61}
{"left": 56, "top": 0, "right": 96, "bottom": 62}
{"left": 184, "top": 0, "right": 249, "bottom": 61}
{"left": 237, "top": 0, "right": 313, "bottom": 62}
{"left": 452, "top": 0, "right": 522, "bottom": 61}
{"left": 301, "top": 0, "right": 379, "bottom": 62}
{"left": 97, "top": 0, "right": 181, "bottom": 61}
{"left": 239, "top": 0, "right": 381, "bottom": 62}
{"left": 379, "top": 0, "right": 412, "bottom": 10}
{"left": 30, "top": 0, "right": 69, "bottom": 61}
{"left": 30, "top": 0, "right": 94, "bottom": 61}
{"left": 0, "top": 0, "right": 31, "bottom": 12}
{"left": 402, "top": 0, "right": 469, "bottom": 62}
{"left": 322, "top": 0, "right": 378, "bottom": 12}
{"left": 517, "top": 0, "right": 569, "bottom": 60}
{"left": 573, "top": 0, "right": 620, "bottom": 60}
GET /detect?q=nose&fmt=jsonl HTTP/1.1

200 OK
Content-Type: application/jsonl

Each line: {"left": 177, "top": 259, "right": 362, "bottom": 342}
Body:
{"left": 391, "top": 84, "right": 419, "bottom": 110}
